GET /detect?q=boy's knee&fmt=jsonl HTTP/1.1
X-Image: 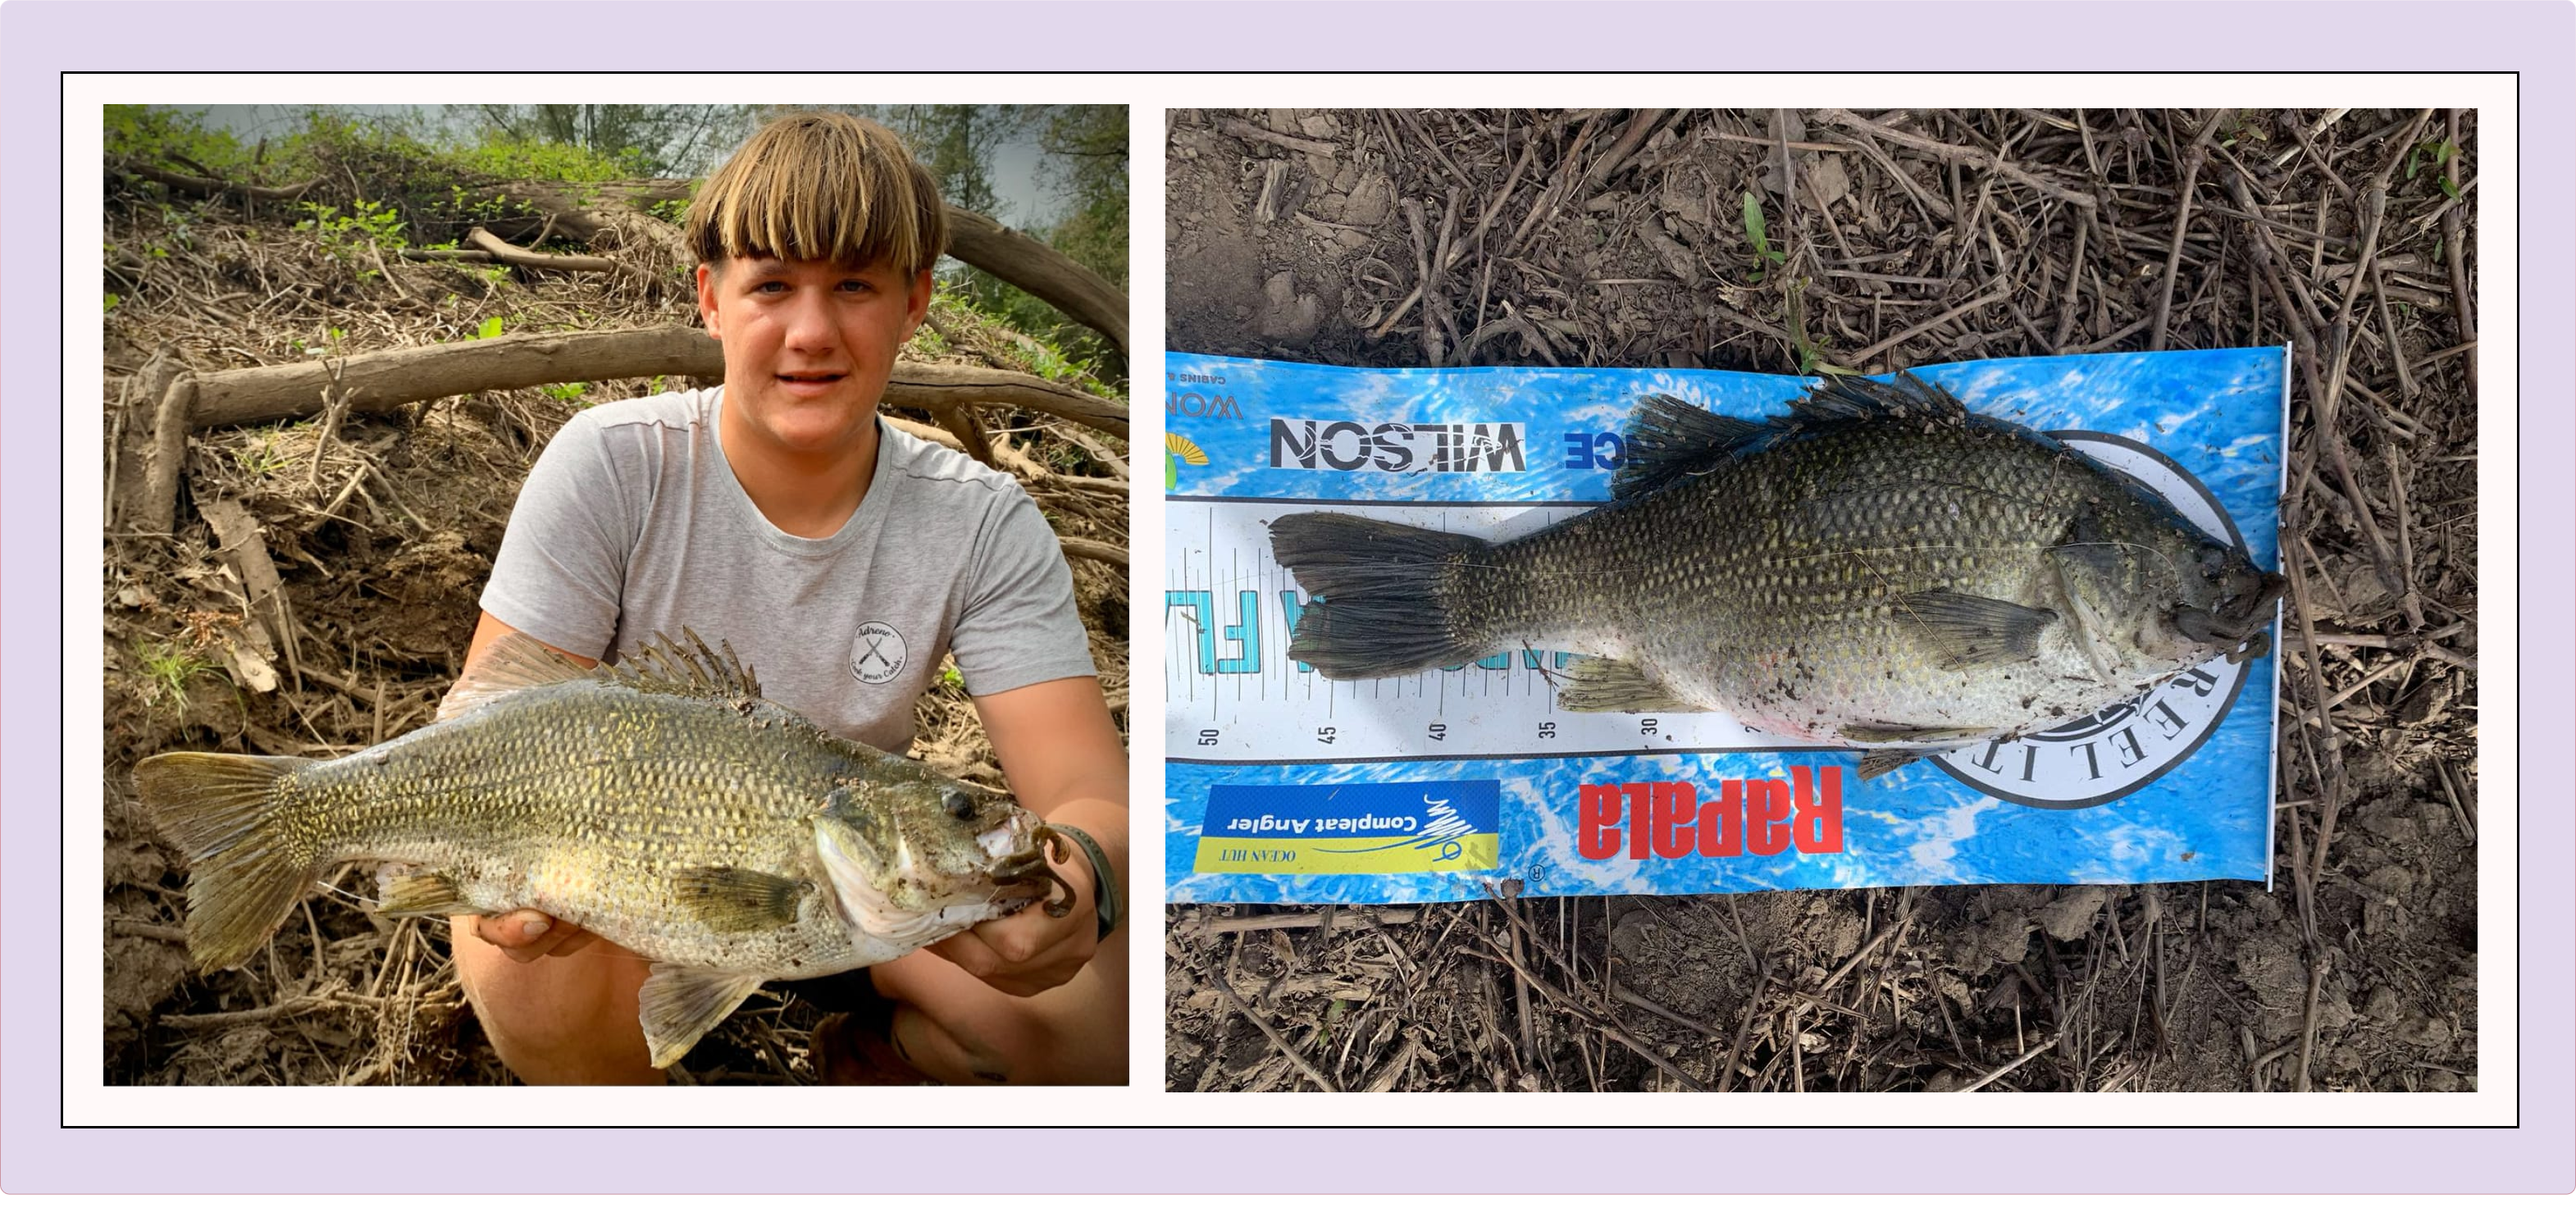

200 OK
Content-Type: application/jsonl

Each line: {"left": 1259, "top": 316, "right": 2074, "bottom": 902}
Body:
{"left": 453, "top": 923, "right": 659, "bottom": 1085}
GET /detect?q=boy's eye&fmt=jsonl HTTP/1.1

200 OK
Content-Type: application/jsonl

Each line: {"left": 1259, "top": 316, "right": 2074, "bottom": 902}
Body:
{"left": 838, "top": 278, "right": 874, "bottom": 294}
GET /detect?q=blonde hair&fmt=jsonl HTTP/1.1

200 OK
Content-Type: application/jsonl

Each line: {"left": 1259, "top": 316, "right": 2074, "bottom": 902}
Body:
{"left": 687, "top": 111, "right": 948, "bottom": 276}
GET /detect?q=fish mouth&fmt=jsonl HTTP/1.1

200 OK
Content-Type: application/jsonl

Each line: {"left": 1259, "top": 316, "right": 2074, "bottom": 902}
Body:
{"left": 989, "top": 824, "right": 1078, "bottom": 919}
{"left": 2174, "top": 570, "right": 2287, "bottom": 664}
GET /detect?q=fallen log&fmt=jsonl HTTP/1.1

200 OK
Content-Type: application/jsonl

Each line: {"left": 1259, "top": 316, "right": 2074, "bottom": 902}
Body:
{"left": 183, "top": 327, "right": 1128, "bottom": 440}
{"left": 464, "top": 227, "right": 619, "bottom": 274}
{"left": 113, "top": 158, "right": 321, "bottom": 203}
{"left": 943, "top": 207, "right": 1130, "bottom": 356}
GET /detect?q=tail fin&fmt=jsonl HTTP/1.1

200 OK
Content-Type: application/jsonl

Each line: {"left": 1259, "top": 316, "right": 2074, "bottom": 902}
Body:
{"left": 1268, "top": 513, "right": 1494, "bottom": 679}
{"left": 131, "top": 752, "right": 319, "bottom": 971}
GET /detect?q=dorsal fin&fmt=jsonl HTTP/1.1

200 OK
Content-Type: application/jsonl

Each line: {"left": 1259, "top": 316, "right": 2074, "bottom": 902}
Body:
{"left": 1612, "top": 394, "right": 1762, "bottom": 500}
{"left": 1790, "top": 370, "right": 1967, "bottom": 424}
{"left": 1611, "top": 372, "right": 1971, "bottom": 502}
{"left": 436, "top": 631, "right": 596, "bottom": 722}
{"left": 598, "top": 627, "right": 765, "bottom": 703}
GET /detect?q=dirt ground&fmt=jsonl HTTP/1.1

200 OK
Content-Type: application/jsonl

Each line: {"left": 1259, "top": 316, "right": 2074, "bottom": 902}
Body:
{"left": 1163, "top": 108, "right": 2478, "bottom": 1092}
{"left": 99, "top": 170, "right": 1130, "bottom": 1085}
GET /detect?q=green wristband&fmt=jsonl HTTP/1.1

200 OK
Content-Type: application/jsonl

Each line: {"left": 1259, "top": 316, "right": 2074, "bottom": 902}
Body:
{"left": 1047, "top": 823, "right": 1119, "bottom": 943}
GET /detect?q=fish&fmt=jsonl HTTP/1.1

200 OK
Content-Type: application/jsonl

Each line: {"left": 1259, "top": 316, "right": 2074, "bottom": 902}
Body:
{"left": 132, "top": 629, "right": 1075, "bottom": 1069}
{"left": 1267, "top": 372, "right": 2283, "bottom": 779}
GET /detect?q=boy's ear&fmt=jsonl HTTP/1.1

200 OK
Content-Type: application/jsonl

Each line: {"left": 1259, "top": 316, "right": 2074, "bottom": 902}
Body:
{"left": 695, "top": 262, "right": 723, "bottom": 340}
{"left": 905, "top": 267, "right": 933, "bottom": 327}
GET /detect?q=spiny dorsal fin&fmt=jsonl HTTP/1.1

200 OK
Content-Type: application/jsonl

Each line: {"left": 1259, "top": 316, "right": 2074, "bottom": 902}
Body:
{"left": 436, "top": 631, "right": 595, "bottom": 722}
{"left": 1790, "top": 370, "right": 1969, "bottom": 425}
{"left": 1612, "top": 394, "right": 1761, "bottom": 500}
{"left": 599, "top": 627, "right": 765, "bottom": 703}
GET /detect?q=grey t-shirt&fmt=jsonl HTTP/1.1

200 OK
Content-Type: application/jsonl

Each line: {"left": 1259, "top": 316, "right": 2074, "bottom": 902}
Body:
{"left": 480, "top": 385, "right": 1097, "bottom": 754}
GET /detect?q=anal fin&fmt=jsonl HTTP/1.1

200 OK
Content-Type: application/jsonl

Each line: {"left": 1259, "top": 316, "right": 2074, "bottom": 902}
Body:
{"left": 638, "top": 964, "right": 771, "bottom": 1069}
{"left": 376, "top": 870, "right": 476, "bottom": 919}
{"left": 1555, "top": 657, "right": 1708, "bottom": 713}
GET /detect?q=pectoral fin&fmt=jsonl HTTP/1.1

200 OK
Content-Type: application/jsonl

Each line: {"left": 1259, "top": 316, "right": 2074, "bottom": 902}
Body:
{"left": 1893, "top": 590, "right": 2055, "bottom": 668}
{"left": 638, "top": 964, "right": 770, "bottom": 1069}
{"left": 1554, "top": 657, "right": 1708, "bottom": 713}
{"left": 672, "top": 866, "right": 809, "bottom": 933}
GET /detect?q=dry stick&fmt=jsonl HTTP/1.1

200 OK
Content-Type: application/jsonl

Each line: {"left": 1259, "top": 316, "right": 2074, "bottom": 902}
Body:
{"left": 463, "top": 226, "right": 619, "bottom": 274}
{"left": 1499, "top": 114, "right": 1599, "bottom": 262}
{"left": 184, "top": 329, "right": 1128, "bottom": 440}
{"left": 304, "top": 359, "right": 354, "bottom": 493}
{"left": 1498, "top": 896, "right": 1537, "bottom": 1070}
{"left": 1208, "top": 965, "right": 1340, "bottom": 1092}
{"left": 2442, "top": 111, "right": 2477, "bottom": 391}
{"left": 2314, "top": 120, "right": 2431, "bottom": 613}
{"left": 2049, "top": 209, "right": 2090, "bottom": 352}
{"left": 1849, "top": 285, "right": 2012, "bottom": 367}
{"left": 1214, "top": 116, "right": 1336, "bottom": 157}
{"left": 1472, "top": 935, "right": 1711, "bottom": 1092}
{"left": 2293, "top": 949, "right": 2332, "bottom": 1092}
{"left": 1584, "top": 107, "right": 1670, "bottom": 189}
{"left": 2149, "top": 110, "right": 2232, "bottom": 351}
{"left": 2372, "top": 271, "right": 2420, "bottom": 399}
{"left": 2281, "top": 545, "right": 2349, "bottom": 898}
{"left": 1814, "top": 108, "right": 2095, "bottom": 209}
{"left": 1402, "top": 198, "right": 1442, "bottom": 366}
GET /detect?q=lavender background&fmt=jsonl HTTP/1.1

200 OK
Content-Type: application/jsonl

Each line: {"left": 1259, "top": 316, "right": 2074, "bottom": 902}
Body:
{"left": 7, "top": 0, "right": 2565, "bottom": 1196}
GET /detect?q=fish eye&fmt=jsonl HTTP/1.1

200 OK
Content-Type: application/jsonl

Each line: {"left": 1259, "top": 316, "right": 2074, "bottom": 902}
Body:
{"left": 942, "top": 788, "right": 975, "bottom": 822}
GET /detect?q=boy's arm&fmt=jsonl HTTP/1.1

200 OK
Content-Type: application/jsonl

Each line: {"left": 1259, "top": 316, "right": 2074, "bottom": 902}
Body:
{"left": 928, "top": 675, "right": 1128, "bottom": 996}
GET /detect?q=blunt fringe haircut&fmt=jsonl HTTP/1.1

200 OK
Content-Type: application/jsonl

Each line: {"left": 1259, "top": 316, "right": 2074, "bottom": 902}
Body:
{"left": 687, "top": 111, "right": 949, "bottom": 276}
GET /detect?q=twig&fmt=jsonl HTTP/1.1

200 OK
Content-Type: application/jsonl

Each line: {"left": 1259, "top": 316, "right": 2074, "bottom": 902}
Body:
{"left": 2149, "top": 110, "right": 2232, "bottom": 351}
{"left": 1208, "top": 961, "right": 1341, "bottom": 1092}
{"left": 1813, "top": 109, "right": 2095, "bottom": 209}
{"left": 1215, "top": 116, "right": 1337, "bottom": 157}
{"left": 2294, "top": 949, "right": 2331, "bottom": 1092}
{"left": 1849, "top": 285, "right": 2012, "bottom": 367}
{"left": 1955, "top": 1029, "right": 2063, "bottom": 1092}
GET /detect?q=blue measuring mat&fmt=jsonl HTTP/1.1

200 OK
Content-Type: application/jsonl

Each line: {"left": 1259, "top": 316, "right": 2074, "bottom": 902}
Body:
{"left": 1163, "top": 349, "right": 2288, "bottom": 904}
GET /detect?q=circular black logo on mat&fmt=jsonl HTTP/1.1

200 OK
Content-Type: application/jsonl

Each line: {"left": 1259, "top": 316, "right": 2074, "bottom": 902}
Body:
{"left": 1930, "top": 432, "right": 2255, "bottom": 810}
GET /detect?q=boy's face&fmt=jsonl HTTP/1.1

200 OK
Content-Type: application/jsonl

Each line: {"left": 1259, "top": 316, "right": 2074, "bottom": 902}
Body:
{"left": 697, "top": 255, "right": 932, "bottom": 459}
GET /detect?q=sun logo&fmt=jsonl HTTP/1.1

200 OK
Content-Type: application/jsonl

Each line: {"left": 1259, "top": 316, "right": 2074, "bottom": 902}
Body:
{"left": 1165, "top": 433, "right": 1208, "bottom": 491}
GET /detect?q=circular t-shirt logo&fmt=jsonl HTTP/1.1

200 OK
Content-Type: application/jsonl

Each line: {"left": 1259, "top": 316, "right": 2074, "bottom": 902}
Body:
{"left": 1931, "top": 431, "right": 2258, "bottom": 809}
{"left": 849, "top": 622, "right": 909, "bottom": 686}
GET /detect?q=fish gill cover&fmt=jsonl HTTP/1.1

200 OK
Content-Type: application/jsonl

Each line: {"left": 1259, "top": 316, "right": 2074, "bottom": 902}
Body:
{"left": 1164, "top": 349, "right": 2287, "bottom": 904}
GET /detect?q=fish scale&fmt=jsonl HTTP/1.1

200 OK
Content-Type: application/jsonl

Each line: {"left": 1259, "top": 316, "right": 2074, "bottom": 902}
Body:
{"left": 1270, "top": 373, "right": 2283, "bottom": 776}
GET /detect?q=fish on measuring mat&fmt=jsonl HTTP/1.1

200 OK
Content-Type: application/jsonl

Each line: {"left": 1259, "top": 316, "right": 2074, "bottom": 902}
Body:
{"left": 1267, "top": 372, "right": 2283, "bottom": 779}
{"left": 132, "top": 630, "right": 1076, "bottom": 1069}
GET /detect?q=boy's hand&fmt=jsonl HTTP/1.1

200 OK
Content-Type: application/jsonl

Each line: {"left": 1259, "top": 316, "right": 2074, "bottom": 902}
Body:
{"left": 926, "top": 846, "right": 1100, "bottom": 997}
{"left": 474, "top": 909, "right": 604, "bottom": 964}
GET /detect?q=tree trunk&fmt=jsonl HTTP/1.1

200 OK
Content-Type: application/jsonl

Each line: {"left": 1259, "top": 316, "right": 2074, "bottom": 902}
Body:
{"left": 942, "top": 207, "right": 1130, "bottom": 355}
{"left": 183, "top": 328, "right": 1128, "bottom": 440}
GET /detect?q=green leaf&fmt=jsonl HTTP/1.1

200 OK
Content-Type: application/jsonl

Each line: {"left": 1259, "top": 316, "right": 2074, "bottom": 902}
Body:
{"left": 1741, "top": 191, "right": 1770, "bottom": 257}
{"left": 103, "top": 294, "right": 121, "bottom": 312}
{"left": 476, "top": 316, "right": 504, "bottom": 340}
{"left": 2438, "top": 176, "right": 2460, "bottom": 199}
